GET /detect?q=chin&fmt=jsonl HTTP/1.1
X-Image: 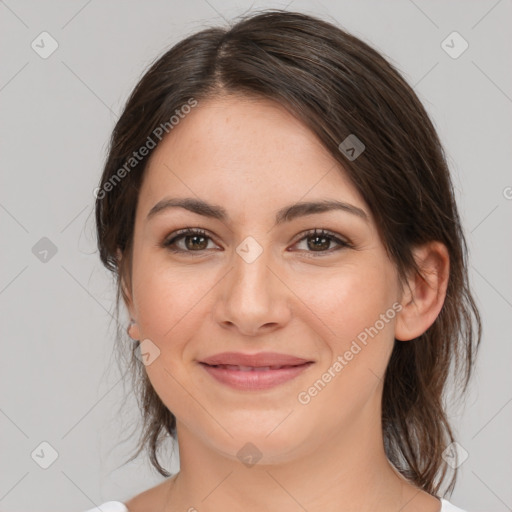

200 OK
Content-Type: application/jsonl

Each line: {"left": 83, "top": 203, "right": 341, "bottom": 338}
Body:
{"left": 198, "top": 419, "right": 313, "bottom": 466}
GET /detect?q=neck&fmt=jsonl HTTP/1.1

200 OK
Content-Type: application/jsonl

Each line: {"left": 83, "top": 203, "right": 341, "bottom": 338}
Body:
{"left": 163, "top": 406, "right": 414, "bottom": 511}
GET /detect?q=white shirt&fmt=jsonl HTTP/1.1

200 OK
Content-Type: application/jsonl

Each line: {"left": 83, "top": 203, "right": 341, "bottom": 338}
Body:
{"left": 84, "top": 498, "right": 468, "bottom": 511}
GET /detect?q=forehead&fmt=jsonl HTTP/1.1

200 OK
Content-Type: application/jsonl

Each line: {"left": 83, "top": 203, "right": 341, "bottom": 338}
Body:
{"left": 137, "top": 95, "right": 368, "bottom": 222}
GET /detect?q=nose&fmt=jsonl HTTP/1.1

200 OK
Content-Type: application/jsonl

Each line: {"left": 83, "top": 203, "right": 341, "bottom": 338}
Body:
{"left": 212, "top": 240, "right": 292, "bottom": 337}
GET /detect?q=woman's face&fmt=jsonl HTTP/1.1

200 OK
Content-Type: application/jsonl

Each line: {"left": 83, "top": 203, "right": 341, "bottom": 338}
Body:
{"left": 125, "top": 95, "right": 403, "bottom": 463}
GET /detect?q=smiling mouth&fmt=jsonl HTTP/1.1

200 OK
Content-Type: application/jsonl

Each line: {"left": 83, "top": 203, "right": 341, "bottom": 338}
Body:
{"left": 202, "top": 363, "right": 306, "bottom": 371}
{"left": 199, "top": 361, "right": 314, "bottom": 390}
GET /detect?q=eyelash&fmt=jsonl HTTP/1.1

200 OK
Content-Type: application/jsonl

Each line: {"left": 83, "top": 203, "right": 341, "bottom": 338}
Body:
{"left": 162, "top": 227, "right": 352, "bottom": 257}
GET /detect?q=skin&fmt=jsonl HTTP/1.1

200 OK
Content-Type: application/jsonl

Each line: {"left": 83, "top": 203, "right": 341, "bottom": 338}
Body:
{"left": 122, "top": 95, "right": 449, "bottom": 512}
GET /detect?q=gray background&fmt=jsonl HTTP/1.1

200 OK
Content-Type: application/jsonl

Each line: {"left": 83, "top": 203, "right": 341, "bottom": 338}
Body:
{"left": 1, "top": 1, "right": 511, "bottom": 511}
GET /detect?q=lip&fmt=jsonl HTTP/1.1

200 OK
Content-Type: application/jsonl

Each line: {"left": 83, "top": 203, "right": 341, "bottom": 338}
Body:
{"left": 200, "top": 351, "right": 313, "bottom": 367}
{"left": 200, "top": 362, "right": 314, "bottom": 390}
{"left": 198, "top": 352, "right": 315, "bottom": 391}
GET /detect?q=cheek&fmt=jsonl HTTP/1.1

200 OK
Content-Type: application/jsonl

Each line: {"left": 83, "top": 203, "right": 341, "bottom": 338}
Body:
{"left": 289, "top": 258, "right": 399, "bottom": 407}
{"left": 131, "top": 254, "right": 210, "bottom": 342}
{"left": 130, "top": 262, "right": 205, "bottom": 409}
{"left": 294, "top": 266, "right": 398, "bottom": 423}
{"left": 290, "top": 257, "right": 398, "bottom": 342}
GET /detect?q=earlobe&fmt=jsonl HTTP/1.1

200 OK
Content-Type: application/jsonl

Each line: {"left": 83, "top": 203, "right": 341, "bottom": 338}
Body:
{"left": 127, "top": 320, "right": 140, "bottom": 341}
{"left": 394, "top": 241, "right": 450, "bottom": 341}
{"left": 124, "top": 290, "right": 140, "bottom": 340}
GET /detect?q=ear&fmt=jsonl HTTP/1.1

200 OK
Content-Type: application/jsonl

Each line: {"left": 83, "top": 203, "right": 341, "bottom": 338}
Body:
{"left": 116, "top": 248, "right": 141, "bottom": 340}
{"left": 394, "top": 241, "right": 450, "bottom": 341}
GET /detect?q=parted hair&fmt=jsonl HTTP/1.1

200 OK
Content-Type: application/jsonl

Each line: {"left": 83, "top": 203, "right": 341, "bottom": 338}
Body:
{"left": 95, "top": 9, "right": 481, "bottom": 496}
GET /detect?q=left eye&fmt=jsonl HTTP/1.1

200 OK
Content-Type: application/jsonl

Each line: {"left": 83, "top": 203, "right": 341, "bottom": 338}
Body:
{"left": 163, "top": 228, "right": 351, "bottom": 255}
{"left": 292, "top": 228, "right": 351, "bottom": 254}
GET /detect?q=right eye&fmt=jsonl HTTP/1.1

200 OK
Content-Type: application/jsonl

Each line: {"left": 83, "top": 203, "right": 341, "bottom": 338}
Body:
{"left": 163, "top": 228, "right": 220, "bottom": 254}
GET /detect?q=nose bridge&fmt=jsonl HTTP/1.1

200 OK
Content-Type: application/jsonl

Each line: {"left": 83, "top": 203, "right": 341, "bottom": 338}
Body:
{"left": 230, "top": 235, "right": 274, "bottom": 304}
{"left": 216, "top": 234, "right": 288, "bottom": 333}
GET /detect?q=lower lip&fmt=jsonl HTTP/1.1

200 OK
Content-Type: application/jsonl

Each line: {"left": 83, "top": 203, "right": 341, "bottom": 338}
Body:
{"left": 199, "top": 362, "right": 314, "bottom": 390}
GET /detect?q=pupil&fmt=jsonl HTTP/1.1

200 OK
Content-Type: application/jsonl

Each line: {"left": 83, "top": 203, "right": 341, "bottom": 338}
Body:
{"left": 309, "top": 235, "right": 329, "bottom": 251}
{"left": 186, "top": 235, "right": 207, "bottom": 250}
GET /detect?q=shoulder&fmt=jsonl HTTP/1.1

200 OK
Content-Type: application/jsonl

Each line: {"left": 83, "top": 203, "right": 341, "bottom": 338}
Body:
{"left": 123, "top": 478, "right": 173, "bottom": 512}
{"left": 81, "top": 478, "right": 171, "bottom": 512}
{"left": 83, "top": 502, "right": 128, "bottom": 512}
{"left": 441, "top": 498, "right": 469, "bottom": 512}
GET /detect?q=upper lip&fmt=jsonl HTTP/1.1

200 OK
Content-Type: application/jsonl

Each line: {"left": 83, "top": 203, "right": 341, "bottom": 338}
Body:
{"left": 199, "top": 352, "right": 313, "bottom": 367}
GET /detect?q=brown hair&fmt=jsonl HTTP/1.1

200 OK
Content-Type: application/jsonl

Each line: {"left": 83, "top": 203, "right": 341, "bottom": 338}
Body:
{"left": 95, "top": 9, "right": 481, "bottom": 496}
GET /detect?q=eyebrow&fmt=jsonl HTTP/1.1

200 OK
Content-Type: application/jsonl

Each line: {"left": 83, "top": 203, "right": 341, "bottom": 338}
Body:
{"left": 146, "top": 197, "right": 369, "bottom": 225}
